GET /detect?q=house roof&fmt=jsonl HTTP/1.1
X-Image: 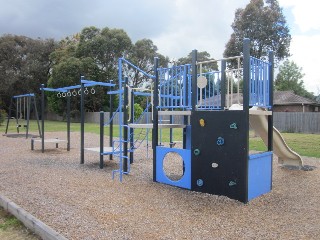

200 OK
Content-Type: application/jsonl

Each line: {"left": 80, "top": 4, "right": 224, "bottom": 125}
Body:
{"left": 200, "top": 91, "right": 317, "bottom": 107}
{"left": 274, "top": 91, "right": 317, "bottom": 105}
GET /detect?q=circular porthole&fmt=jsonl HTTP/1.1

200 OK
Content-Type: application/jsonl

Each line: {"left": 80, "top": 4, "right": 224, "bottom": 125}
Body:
{"left": 162, "top": 152, "right": 184, "bottom": 181}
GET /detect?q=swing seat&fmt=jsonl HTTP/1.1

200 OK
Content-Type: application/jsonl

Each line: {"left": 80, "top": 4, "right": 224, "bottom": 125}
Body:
{"left": 16, "top": 124, "right": 27, "bottom": 128}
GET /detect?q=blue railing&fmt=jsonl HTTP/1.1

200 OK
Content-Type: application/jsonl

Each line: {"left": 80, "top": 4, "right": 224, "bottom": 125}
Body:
{"left": 249, "top": 57, "right": 270, "bottom": 108}
{"left": 196, "top": 71, "right": 222, "bottom": 110}
{"left": 157, "top": 64, "right": 191, "bottom": 109}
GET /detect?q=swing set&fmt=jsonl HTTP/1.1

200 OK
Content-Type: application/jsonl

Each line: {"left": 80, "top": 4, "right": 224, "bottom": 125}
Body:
{"left": 4, "top": 93, "right": 41, "bottom": 138}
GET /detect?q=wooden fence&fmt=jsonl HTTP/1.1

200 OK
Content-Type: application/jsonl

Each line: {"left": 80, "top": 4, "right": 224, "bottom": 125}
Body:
{"left": 273, "top": 112, "right": 320, "bottom": 134}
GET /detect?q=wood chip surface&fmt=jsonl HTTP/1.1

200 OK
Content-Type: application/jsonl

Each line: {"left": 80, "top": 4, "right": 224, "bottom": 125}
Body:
{"left": 0, "top": 132, "right": 319, "bottom": 239}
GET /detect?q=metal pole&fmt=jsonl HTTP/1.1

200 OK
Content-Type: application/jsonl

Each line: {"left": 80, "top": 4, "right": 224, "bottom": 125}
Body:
{"left": 41, "top": 84, "right": 45, "bottom": 153}
{"left": 130, "top": 88, "right": 134, "bottom": 163}
{"left": 191, "top": 50, "right": 198, "bottom": 112}
{"left": 268, "top": 51, "right": 274, "bottom": 152}
{"left": 183, "top": 65, "right": 188, "bottom": 149}
{"left": 109, "top": 91, "right": 113, "bottom": 160}
{"left": 26, "top": 95, "right": 30, "bottom": 138}
{"left": 33, "top": 95, "right": 42, "bottom": 138}
{"left": 152, "top": 57, "right": 159, "bottom": 182}
{"left": 170, "top": 115, "right": 173, "bottom": 148}
{"left": 221, "top": 60, "right": 226, "bottom": 109}
{"left": 16, "top": 98, "right": 20, "bottom": 133}
{"left": 242, "top": 38, "right": 250, "bottom": 203}
{"left": 80, "top": 76, "right": 85, "bottom": 164}
{"left": 100, "top": 111, "right": 104, "bottom": 169}
{"left": 67, "top": 93, "right": 71, "bottom": 151}
{"left": 123, "top": 77, "right": 129, "bottom": 172}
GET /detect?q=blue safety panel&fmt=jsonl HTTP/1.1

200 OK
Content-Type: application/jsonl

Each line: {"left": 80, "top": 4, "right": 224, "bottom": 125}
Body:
{"left": 156, "top": 147, "right": 191, "bottom": 189}
{"left": 248, "top": 151, "right": 273, "bottom": 201}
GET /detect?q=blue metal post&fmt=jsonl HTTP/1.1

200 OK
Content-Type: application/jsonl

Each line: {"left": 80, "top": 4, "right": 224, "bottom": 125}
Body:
{"left": 67, "top": 93, "right": 70, "bottom": 151}
{"left": 25, "top": 95, "right": 30, "bottom": 138}
{"left": 80, "top": 76, "right": 85, "bottom": 164}
{"left": 268, "top": 51, "right": 274, "bottom": 152}
{"left": 243, "top": 38, "right": 250, "bottom": 202}
{"left": 41, "top": 84, "right": 45, "bottom": 153}
{"left": 130, "top": 87, "right": 134, "bottom": 163}
{"left": 191, "top": 50, "right": 197, "bottom": 112}
{"left": 100, "top": 111, "right": 104, "bottom": 169}
{"left": 152, "top": 57, "right": 159, "bottom": 182}
{"left": 123, "top": 77, "right": 129, "bottom": 172}
{"left": 33, "top": 95, "right": 42, "bottom": 138}
{"left": 221, "top": 60, "right": 226, "bottom": 109}
{"left": 109, "top": 90, "right": 113, "bottom": 160}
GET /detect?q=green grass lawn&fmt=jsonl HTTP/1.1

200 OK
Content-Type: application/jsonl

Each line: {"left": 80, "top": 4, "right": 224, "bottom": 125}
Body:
{"left": 1, "top": 120, "right": 320, "bottom": 158}
{"left": 0, "top": 207, "right": 40, "bottom": 239}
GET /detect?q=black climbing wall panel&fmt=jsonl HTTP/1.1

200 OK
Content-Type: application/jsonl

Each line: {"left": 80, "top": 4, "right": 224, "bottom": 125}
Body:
{"left": 191, "top": 110, "right": 249, "bottom": 203}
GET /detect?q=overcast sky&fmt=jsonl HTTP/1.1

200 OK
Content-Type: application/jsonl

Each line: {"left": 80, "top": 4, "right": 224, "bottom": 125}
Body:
{"left": 1, "top": 0, "right": 319, "bottom": 94}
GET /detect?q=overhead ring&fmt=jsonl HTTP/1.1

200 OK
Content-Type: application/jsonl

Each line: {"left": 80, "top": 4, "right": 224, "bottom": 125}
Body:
{"left": 84, "top": 87, "right": 89, "bottom": 95}
{"left": 72, "top": 90, "right": 77, "bottom": 96}
{"left": 67, "top": 91, "right": 71, "bottom": 97}
{"left": 57, "top": 92, "right": 62, "bottom": 98}
{"left": 78, "top": 89, "right": 82, "bottom": 95}
{"left": 62, "top": 92, "right": 67, "bottom": 97}
{"left": 91, "top": 88, "right": 96, "bottom": 94}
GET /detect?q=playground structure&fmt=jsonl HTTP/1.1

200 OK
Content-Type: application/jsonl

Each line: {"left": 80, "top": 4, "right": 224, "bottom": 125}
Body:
{"left": 109, "top": 38, "right": 303, "bottom": 203}
{"left": 5, "top": 93, "right": 41, "bottom": 138}
{"left": 34, "top": 79, "right": 115, "bottom": 153}
{"left": 31, "top": 84, "right": 72, "bottom": 152}
{"left": 17, "top": 38, "right": 303, "bottom": 203}
{"left": 79, "top": 78, "right": 115, "bottom": 168}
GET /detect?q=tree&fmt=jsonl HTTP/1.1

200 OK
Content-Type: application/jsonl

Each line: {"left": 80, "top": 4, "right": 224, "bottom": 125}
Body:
{"left": 76, "top": 26, "right": 133, "bottom": 83}
{"left": 177, "top": 51, "right": 218, "bottom": 71}
{"left": 48, "top": 27, "right": 133, "bottom": 115}
{"left": 126, "top": 38, "right": 169, "bottom": 87}
{"left": 0, "top": 34, "right": 57, "bottom": 112}
{"left": 177, "top": 51, "right": 220, "bottom": 99}
{"left": 47, "top": 27, "right": 170, "bottom": 115}
{"left": 47, "top": 56, "right": 103, "bottom": 116}
{"left": 224, "top": 0, "right": 291, "bottom": 66}
{"left": 275, "top": 60, "right": 314, "bottom": 99}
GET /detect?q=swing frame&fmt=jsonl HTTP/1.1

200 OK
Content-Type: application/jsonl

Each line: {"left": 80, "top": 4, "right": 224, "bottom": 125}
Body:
{"left": 4, "top": 94, "right": 41, "bottom": 138}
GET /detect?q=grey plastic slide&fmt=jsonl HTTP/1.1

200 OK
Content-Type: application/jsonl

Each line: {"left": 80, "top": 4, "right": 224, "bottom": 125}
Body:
{"left": 249, "top": 113, "right": 303, "bottom": 167}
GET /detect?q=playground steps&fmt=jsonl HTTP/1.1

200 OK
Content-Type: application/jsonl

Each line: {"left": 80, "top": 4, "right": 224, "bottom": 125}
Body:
{"left": 31, "top": 138, "right": 66, "bottom": 150}
{"left": 84, "top": 146, "right": 132, "bottom": 154}
{"left": 158, "top": 110, "right": 191, "bottom": 116}
{"left": 111, "top": 144, "right": 131, "bottom": 182}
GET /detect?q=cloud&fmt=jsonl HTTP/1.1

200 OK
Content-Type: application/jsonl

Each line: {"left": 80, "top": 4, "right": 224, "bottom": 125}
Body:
{"left": 279, "top": 0, "right": 320, "bottom": 94}
{"left": 0, "top": 0, "right": 176, "bottom": 40}
{"left": 0, "top": 0, "right": 248, "bottom": 59}
{"left": 153, "top": 0, "right": 248, "bottom": 59}
{"left": 290, "top": 35, "right": 320, "bottom": 94}
{"left": 2, "top": 0, "right": 318, "bottom": 94}
{"left": 279, "top": 0, "right": 320, "bottom": 33}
